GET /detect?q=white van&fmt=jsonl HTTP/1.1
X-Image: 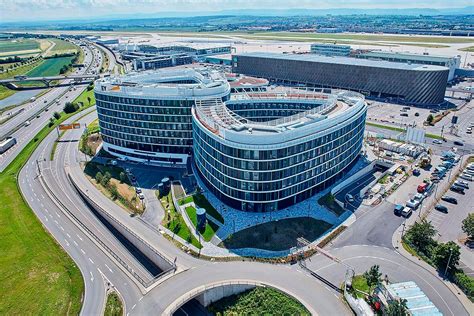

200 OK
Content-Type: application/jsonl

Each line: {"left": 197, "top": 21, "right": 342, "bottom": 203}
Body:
{"left": 402, "top": 207, "right": 412, "bottom": 218}
{"left": 406, "top": 199, "right": 420, "bottom": 210}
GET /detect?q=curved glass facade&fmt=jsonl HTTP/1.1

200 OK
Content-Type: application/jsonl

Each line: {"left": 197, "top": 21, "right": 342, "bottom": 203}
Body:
{"left": 193, "top": 95, "right": 367, "bottom": 212}
{"left": 94, "top": 69, "right": 230, "bottom": 164}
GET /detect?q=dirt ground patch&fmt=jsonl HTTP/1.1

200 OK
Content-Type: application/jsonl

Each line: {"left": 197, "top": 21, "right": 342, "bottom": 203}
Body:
{"left": 220, "top": 217, "right": 333, "bottom": 251}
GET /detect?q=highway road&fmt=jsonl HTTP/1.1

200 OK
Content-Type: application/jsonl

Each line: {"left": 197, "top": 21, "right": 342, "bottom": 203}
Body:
{"left": 0, "top": 41, "right": 101, "bottom": 172}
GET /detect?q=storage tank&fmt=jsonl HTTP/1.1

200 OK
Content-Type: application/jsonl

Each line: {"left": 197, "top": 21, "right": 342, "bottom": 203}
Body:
{"left": 196, "top": 207, "right": 207, "bottom": 231}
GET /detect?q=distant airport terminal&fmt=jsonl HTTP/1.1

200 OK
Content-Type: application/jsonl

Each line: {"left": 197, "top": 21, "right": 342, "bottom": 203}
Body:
{"left": 95, "top": 68, "right": 367, "bottom": 211}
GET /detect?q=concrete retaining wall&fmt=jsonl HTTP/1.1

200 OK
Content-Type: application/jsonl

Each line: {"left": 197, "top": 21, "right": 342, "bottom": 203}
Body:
{"left": 196, "top": 284, "right": 255, "bottom": 307}
{"left": 68, "top": 173, "right": 175, "bottom": 280}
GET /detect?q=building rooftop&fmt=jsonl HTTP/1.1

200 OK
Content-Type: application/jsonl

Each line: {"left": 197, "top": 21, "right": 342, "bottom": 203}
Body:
{"left": 94, "top": 68, "right": 230, "bottom": 99}
{"left": 194, "top": 88, "right": 364, "bottom": 141}
{"left": 234, "top": 52, "right": 449, "bottom": 71}
{"left": 359, "top": 50, "right": 459, "bottom": 63}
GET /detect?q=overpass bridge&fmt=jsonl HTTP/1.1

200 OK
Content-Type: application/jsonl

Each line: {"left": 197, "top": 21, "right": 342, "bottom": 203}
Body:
{"left": 0, "top": 74, "right": 102, "bottom": 87}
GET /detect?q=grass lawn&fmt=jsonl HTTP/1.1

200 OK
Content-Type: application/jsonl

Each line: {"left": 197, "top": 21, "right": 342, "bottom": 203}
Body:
{"left": 0, "top": 85, "right": 15, "bottom": 101}
{"left": 47, "top": 39, "right": 79, "bottom": 55}
{"left": 0, "top": 39, "right": 39, "bottom": 53}
{"left": 0, "top": 58, "right": 43, "bottom": 80}
{"left": 185, "top": 206, "right": 219, "bottom": 242}
{"left": 459, "top": 46, "right": 474, "bottom": 52}
{"left": 0, "top": 110, "right": 85, "bottom": 315}
{"left": 207, "top": 287, "right": 310, "bottom": 315}
{"left": 366, "top": 122, "right": 443, "bottom": 140}
{"left": 178, "top": 193, "right": 224, "bottom": 223}
{"left": 160, "top": 192, "right": 202, "bottom": 248}
{"left": 25, "top": 56, "right": 74, "bottom": 77}
{"left": 239, "top": 31, "right": 474, "bottom": 44}
{"left": 104, "top": 292, "right": 123, "bottom": 316}
{"left": 318, "top": 192, "right": 346, "bottom": 216}
{"left": 74, "top": 87, "right": 95, "bottom": 107}
{"left": 220, "top": 217, "right": 332, "bottom": 251}
{"left": 350, "top": 275, "right": 370, "bottom": 298}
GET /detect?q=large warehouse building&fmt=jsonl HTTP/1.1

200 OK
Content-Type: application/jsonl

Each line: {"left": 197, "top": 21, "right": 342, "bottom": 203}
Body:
{"left": 355, "top": 51, "right": 460, "bottom": 82}
{"left": 95, "top": 69, "right": 367, "bottom": 212}
{"left": 232, "top": 52, "right": 449, "bottom": 106}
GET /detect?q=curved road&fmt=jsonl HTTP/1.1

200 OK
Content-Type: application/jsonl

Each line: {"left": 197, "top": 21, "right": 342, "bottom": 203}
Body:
{"left": 17, "top": 104, "right": 469, "bottom": 315}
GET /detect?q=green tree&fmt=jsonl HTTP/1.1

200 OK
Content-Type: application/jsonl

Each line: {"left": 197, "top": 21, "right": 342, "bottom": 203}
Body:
{"left": 53, "top": 112, "right": 61, "bottom": 120}
{"left": 95, "top": 171, "right": 103, "bottom": 184}
{"left": 63, "top": 102, "right": 79, "bottom": 114}
{"left": 433, "top": 241, "right": 460, "bottom": 276}
{"left": 426, "top": 114, "right": 434, "bottom": 124}
{"left": 109, "top": 184, "right": 119, "bottom": 200}
{"left": 462, "top": 213, "right": 474, "bottom": 240}
{"left": 101, "top": 171, "right": 111, "bottom": 187}
{"left": 363, "top": 265, "right": 382, "bottom": 293}
{"left": 405, "top": 219, "right": 437, "bottom": 254}
{"left": 48, "top": 118, "right": 55, "bottom": 127}
{"left": 385, "top": 299, "right": 409, "bottom": 316}
{"left": 119, "top": 171, "right": 126, "bottom": 184}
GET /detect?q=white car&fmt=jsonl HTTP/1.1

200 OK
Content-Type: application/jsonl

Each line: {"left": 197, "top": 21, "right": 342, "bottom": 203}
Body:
{"left": 460, "top": 173, "right": 473, "bottom": 181}
{"left": 432, "top": 139, "right": 442, "bottom": 144}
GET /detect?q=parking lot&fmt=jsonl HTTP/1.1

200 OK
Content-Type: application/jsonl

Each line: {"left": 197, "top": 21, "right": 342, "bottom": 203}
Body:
{"left": 367, "top": 101, "right": 440, "bottom": 128}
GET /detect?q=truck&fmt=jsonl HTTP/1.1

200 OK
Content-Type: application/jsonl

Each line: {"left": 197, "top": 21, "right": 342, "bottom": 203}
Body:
{"left": 0, "top": 137, "right": 17, "bottom": 154}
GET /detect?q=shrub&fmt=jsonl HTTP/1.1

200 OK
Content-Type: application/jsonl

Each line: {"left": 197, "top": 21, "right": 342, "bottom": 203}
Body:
{"left": 454, "top": 271, "right": 474, "bottom": 302}
{"left": 95, "top": 171, "right": 103, "bottom": 184}
{"left": 63, "top": 102, "right": 79, "bottom": 114}
{"left": 109, "top": 184, "right": 119, "bottom": 200}
{"left": 101, "top": 171, "right": 111, "bottom": 187}
{"left": 53, "top": 112, "right": 61, "bottom": 120}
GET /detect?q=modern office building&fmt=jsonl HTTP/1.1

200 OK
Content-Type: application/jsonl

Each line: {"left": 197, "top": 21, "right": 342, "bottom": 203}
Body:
{"left": 310, "top": 43, "right": 351, "bottom": 56}
{"left": 232, "top": 52, "right": 449, "bottom": 106}
{"left": 139, "top": 43, "right": 232, "bottom": 60}
{"left": 94, "top": 68, "right": 230, "bottom": 165}
{"left": 131, "top": 53, "right": 193, "bottom": 71}
{"left": 192, "top": 89, "right": 367, "bottom": 212}
{"left": 356, "top": 51, "right": 461, "bottom": 81}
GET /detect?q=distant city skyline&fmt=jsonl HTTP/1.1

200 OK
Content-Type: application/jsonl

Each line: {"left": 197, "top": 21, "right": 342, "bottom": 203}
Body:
{"left": 0, "top": 0, "right": 473, "bottom": 23}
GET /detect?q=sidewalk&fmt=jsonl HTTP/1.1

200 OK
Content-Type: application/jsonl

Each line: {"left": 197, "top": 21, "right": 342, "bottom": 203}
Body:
{"left": 392, "top": 215, "right": 474, "bottom": 313}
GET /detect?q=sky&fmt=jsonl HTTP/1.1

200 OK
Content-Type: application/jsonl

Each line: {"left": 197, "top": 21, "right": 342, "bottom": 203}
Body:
{"left": 0, "top": 0, "right": 473, "bottom": 23}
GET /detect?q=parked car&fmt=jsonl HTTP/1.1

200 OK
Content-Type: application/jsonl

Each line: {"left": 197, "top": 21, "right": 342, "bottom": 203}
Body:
{"left": 441, "top": 196, "right": 458, "bottom": 204}
{"left": 432, "top": 139, "right": 442, "bottom": 145}
{"left": 135, "top": 187, "right": 142, "bottom": 194}
{"left": 394, "top": 204, "right": 404, "bottom": 216}
{"left": 450, "top": 185, "right": 465, "bottom": 194}
{"left": 460, "top": 173, "right": 473, "bottom": 181}
{"left": 400, "top": 113, "right": 409, "bottom": 117}
{"left": 454, "top": 141, "right": 464, "bottom": 146}
{"left": 138, "top": 193, "right": 145, "bottom": 200}
{"left": 414, "top": 112, "right": 420, "bottom": 117}
{"left": 434, "top": 205, "right": 448, "bottom": 213}
{"left": 464, "top": 169, "right": 474, "bottom": 176}
{"left": 413, "top": 169, "right": 421, "bottom": 176}
{"left": 401, "top": 207, "right": 412, "bottom": 218}
{"left": 406, "top": 199, "right": 420, "bottom": 210}
{"left": 454, "top": 180, "right": 469, "bottom": 189}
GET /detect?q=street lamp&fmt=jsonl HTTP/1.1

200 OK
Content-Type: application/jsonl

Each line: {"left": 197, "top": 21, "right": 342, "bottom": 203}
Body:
{"left": 444, "top": 248, "right": 453, "bottom": 278}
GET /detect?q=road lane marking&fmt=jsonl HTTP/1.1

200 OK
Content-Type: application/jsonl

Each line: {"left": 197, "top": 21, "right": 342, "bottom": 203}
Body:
{"left": 55, "top": 212, "right": 60, "bottom": 218}
{"left": 44, "top": 216, "right": 48, "bottom": 222}
{"left": 90, "top": 271, "right": 94, "bottom": 282}
{"left": 60, "top": 226, "right": 64, "bottom": 231}
{"left": 89, "top": 258, "right": 94, "bottom": 264}
{"left": 80, "top": 249, "right": 85, "bottom": 254}
{"left": 64, "top": 239, "right": 70, "bottom": 247}
{"left": 76, "top": 234, "right": 83, "bottom": 241}
{"left": 132, "top": 304, "right": 136, "bottom": 310}
{"left": 73, "top": 240, "right": 78, "bottom": 246}
{"left": 54, "top": 220, "right": 59, "bottom": 225}
{"left": 105, "top": 263, "right": 113, "bottom": 273}
{"left": 66, "top": 233, "right": 71, "bottom": 238}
